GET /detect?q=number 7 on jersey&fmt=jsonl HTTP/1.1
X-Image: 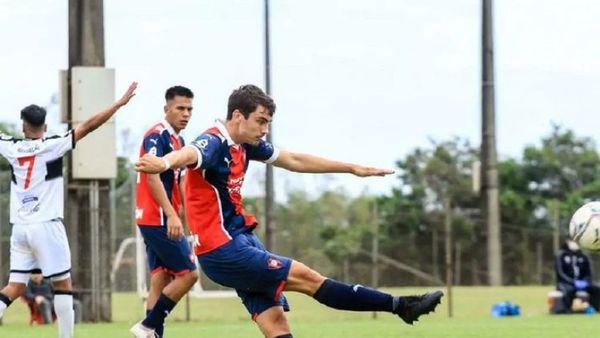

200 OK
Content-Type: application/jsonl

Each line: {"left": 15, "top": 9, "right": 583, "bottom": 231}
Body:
{"left": 18, "top": 155, "right": 36, "bottom": 189}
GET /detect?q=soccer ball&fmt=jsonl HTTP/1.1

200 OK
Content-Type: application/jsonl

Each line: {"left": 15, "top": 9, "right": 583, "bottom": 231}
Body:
{"left": 569, "top": 201, "right": 600, "bottom": 251}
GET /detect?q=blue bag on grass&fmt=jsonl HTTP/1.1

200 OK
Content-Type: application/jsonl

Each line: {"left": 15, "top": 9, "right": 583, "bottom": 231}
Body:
{"left": 491, "top": 302, "right": 520, "bottom": 317}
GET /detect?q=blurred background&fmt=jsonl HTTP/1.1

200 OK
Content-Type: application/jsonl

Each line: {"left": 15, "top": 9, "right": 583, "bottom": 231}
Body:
{"left": 1, "top": 0, "right": 600, "bottom": 325}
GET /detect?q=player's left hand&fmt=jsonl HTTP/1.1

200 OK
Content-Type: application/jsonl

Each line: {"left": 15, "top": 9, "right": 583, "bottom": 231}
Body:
{"left": 115, "top": 81, "right": 138, "bottom": 107}
{"left": 351, "top": 165, "right": 395, "bottom": 177}
{"left": 135, "top": 154, "right": 167, "bottom": 174}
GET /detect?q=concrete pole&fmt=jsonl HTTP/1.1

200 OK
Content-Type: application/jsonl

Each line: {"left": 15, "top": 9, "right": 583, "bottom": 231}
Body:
{"left": 481, "top": 0, "right": 502, "bottom": 286}
{"left": 67, "top": 0, "right": 112, "bottom": 322}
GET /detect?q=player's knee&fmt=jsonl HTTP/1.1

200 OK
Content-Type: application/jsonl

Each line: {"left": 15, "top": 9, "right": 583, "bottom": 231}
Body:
{"left": 2, "top": 282, "right": 26, "bottom": 299}
{"left": 256, "top": 307, "right": 290, "bottom": 337}
{"left": 183, "top": 270, "right": 199, "bottom": 284}
{"left": 269, "top": 313, "right": 290, "bottom": 336}
{"left": 51, "top": 276, "right": 72, "bottom": 290}
{"left": 151, "top": 272, "right": 172, "bottom": 288}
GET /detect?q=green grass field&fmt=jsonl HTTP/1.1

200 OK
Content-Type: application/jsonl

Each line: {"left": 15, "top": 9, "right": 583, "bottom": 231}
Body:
{"left": 1, "top": 286, "right": 598, "bottom": 337}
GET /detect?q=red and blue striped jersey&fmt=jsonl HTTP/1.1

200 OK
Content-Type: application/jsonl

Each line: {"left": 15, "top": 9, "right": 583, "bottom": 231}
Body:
{"left": 135, "top": 121, "right": 185, "bottom": 227}
{"left": 185, "top": 120, "right": 279, "bottom": 255}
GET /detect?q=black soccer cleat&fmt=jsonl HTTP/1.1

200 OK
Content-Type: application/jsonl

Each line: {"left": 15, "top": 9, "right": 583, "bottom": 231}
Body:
{"left": 393, "top": 290, "right": 444, "bottom": 325}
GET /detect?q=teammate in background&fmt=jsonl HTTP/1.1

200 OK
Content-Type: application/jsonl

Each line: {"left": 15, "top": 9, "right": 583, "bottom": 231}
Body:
{"left": 130, "top": 86, "right": 199, "bottom": 338}
{"left": 0, "top": 82, "right": 137, "bottom": 338}
{"left": 135, "top": 84, "right": 443, "bottom": 338}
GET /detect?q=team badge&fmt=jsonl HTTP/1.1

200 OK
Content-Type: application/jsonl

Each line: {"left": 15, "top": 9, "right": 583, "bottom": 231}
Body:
{"left": 267, "top": 257, "right": 283, "bottom": 270}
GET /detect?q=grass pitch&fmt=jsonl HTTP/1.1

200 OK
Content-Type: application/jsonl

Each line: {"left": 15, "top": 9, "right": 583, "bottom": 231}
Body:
{"left": 1, "top": 286, "right": 598, "bottom": 337}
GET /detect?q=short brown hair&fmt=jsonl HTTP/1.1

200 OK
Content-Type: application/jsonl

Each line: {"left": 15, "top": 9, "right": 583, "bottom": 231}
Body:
{"left": 227, "top": 85, "right": 275, "bottom": 120}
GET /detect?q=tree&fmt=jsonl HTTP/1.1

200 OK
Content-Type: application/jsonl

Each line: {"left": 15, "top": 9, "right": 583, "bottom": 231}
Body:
{"left": 523, "top": 126, "right": 599, "bottom": 229}
{"left": 383, "top": 137, "right": 479, "bottom": 285}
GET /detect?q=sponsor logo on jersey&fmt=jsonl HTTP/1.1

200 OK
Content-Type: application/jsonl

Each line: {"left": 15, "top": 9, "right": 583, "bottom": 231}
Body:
{"left": 194, "top": 139, "right": 209, "bottom": 150}
{"left": 227, "top": 176, "right": 244, "bottom": 195}
{"left": 18, "top": 196, "right": 40, "bottom": 216}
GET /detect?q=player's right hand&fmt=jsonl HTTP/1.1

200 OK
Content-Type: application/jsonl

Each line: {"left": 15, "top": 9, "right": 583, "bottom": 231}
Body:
{"left": 351, "top": 165, "right": 395, "bottom": 177}
{"left": 135, "top": 154, "right": 166, "bottom": 174}
{"left": 167, "top": 214, "right": 184, "bottom": 241}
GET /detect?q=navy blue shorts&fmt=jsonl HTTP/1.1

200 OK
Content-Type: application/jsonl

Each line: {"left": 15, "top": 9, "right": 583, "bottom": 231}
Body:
{"left": 198, "top": 232, "right": 292, "bottom": 319}
{"left": 138, "top": 225, "right": 197, "bottom": 276}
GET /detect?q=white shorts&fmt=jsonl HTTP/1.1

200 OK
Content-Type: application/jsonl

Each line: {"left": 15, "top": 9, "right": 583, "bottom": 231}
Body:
{"left": 9, "top": 219, "right": 71, "bottom": 283}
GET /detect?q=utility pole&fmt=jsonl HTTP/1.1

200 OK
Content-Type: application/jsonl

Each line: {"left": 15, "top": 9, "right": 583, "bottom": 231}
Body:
{"left": 444, "top": 198, "right": 453, "bottom": 317}
{"left": 67, "top": 0, "right": 112, "bottom": 322}
{"left": 481, "top": 0, "right": 502, "bottom": 286}
{"left": 264, "top": 0, "right": 276, "bottom": 251}
{"left": 371, "top": 203, "right": 380, "bottom": 319}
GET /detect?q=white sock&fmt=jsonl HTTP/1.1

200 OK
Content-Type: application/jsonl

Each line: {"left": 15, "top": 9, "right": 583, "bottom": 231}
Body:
{"left": 54, "top": 294, "right": 74, "bottom": 338}
{"left": 0, "top": 301, "right": 7, "bottom": 319}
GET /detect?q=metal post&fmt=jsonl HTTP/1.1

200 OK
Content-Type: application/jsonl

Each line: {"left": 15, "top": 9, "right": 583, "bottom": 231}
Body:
{"left": 264, "top": 0, "right": 276, "bottom": 251}
{"left": 553, "top": 203, "right": 560, "bottom": 254}
{"left": 89, "top": 181, "right": 97, "bottom": 320}
{"left": 536, "top": 242, "right": 543, "bottom": 284}
{"left": 444, "top": 198, "right": 453, "bottom": 317}
{"left": 371, "top": 203, "right": 379, "bottom": 319}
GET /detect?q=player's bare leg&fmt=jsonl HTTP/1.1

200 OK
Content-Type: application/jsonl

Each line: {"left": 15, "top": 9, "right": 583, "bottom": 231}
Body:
{"left": 145, "top": 271, "right": 172, "bottom": 337}
{"left": 0, "top": 282, "right": 27, "bottom": 318}
{"left": 285, "top": 260, "right": 443, "bottom": 325}
{"left": 148, "top": 271, "right": 172, "bottom": 308}
{"left": 53, "top": 276, "right": 74, "bottom": 338}
{"left": 255, "top": 306, "right": 292, "bottom": 338}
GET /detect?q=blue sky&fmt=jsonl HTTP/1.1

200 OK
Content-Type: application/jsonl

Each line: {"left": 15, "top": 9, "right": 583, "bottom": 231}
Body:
{"left": 0, "top": 0, "right": 599, "bottom": 198}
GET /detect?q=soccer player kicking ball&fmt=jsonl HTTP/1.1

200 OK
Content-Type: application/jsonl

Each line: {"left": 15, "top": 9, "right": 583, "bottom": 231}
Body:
{"left": 130, "top": 86, "right": 199, "bottom": 338}
{"left": 0, "top": 82, "right": 138, "bottom": 338}
{"left": 135, "top": 84, "right": 443, "bottom": 338}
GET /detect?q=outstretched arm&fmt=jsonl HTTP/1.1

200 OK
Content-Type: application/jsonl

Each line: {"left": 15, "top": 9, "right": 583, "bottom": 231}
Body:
{"left": 74, "top": 82, "right": 138, "bottom": 142}
{"left": 135, "top": 146, "right": 198, "bottom": 174}
{"left": 272, "top": 151, "right": 394, "bottom": 177}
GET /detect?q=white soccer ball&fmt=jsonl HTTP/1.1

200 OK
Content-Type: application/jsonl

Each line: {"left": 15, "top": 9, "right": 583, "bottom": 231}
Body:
{"left": 569, "top": 201, "right": 600, "bottom": 251}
